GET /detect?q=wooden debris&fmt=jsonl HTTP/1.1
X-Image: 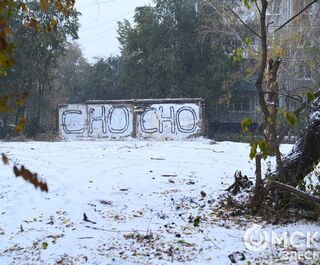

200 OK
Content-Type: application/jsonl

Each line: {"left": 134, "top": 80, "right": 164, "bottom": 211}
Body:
{"left": 226, "top": 171, "right": 253, "bottom": 195}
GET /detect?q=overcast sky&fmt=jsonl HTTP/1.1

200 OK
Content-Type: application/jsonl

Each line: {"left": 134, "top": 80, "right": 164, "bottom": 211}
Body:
{"left": 75, "top": 0, "right": 152, "bottom": 62}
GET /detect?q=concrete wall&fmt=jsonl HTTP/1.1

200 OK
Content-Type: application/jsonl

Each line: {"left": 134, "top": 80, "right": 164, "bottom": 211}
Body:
{"left": 58, "top": 99, "right": 206, "bottom": 140}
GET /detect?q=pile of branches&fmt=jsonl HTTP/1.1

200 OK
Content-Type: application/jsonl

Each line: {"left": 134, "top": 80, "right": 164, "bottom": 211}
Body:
{"left": 219, "top": 97, "right": 320, "bottom": 223}
{"left": 223, "top": 168, "right": 320, "bottom": 224}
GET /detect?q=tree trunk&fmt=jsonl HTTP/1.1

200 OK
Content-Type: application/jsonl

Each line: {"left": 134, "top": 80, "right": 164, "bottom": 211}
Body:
{"left": 273, "top": 111, "right": 320, "bottom": 186}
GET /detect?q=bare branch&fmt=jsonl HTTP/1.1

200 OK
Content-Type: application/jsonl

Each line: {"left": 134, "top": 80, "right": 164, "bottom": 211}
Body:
{"left": 255, "top": 2, "right": 261, "bottom": 16}
{"left": 267, "top": 181, "right": 320, "bottom": 204}
{"left": 276, "top": 89, "right": 320, "bottom": 147}
{"left": 263, "top": 91, "right": 303, "bottom": 104}
{"left": 274, "top": 0, "right": 319, "bottom": 33}
{"left": 255, "top": 0, "right": 270, "bottom": 126}
{"left": 200, "top": 1, "right": 261, "bottom": 54}
{"left": 226, "top": 5, "right": 262, "bottom": 39}
{"left": 266, "top": 21, "right": 274, "bottom": 28}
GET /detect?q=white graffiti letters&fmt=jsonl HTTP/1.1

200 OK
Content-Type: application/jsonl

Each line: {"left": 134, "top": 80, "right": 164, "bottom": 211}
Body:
{"left": 59, "top": 100, "right": 204, "bottom": 140}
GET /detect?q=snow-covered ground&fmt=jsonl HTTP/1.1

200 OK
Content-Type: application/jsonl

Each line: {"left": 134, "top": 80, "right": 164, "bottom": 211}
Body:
{"left": 0, "top": 139, "right": 318, "bottom": 264}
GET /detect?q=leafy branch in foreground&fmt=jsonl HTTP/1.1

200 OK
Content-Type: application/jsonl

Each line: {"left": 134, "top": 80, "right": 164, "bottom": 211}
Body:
{"left": 0, "top": 0, "right": 76, "bottom": 72}
{"left": 0, "top": 1, "right": 76, "bottom": 192}
{"left": 2, "top": 152, "right": 48, "bottom": 192}
{"left": 13, "top": 165, "right": 48, "bottom": 192}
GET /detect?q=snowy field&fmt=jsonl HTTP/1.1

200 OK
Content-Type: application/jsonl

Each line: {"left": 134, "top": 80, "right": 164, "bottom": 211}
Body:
{"left": 0, "top": 139, "right": 318, "bottom": 264}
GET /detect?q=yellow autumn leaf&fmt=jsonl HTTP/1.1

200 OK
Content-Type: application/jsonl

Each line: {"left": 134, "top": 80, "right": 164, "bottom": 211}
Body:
{"left": 15, "top": 117, "right": 26, "bottom": 133}
{"left": 0, "top": 53, "right": 6, "bottom": 68}
{"left": 16, "top": 98, "right": 25, "bottom": 107}
{"left": 18, "top": 2, "right": 28, "bottom": 13}
{"left": 270, "top": 46, "right": 284, "bottom": 57}
{"left": 1, "top": 153, "right": 9, "bottom": 165}
{"left": 40, "top": 0, "right": 49, "bottom": 12}
{"left": 50, "top": 18, "right": 57, "bottom": 30}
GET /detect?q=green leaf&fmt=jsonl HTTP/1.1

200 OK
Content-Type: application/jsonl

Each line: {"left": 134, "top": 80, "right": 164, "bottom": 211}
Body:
{"left": 244, "top": 0, "right": 250, "bottom": 9}
{"left": 241, "top": 118, "right": 252, "bottom": 133}
{"left": 249, "top": 140, "right": 269, "bottom": 160}
{"left": 193, "top": 216, "right": 201, "bottom": 228}
{"left": 231, "top": 47, "right": 243, "bottom": 63}
{"left": 307, "top": 91, "right": 315, "bottom": 102}
{"left": 242, "top": 0, "right": 257, "bottom": 10}
{"left": 249, "top": 141, "right": 258, "bottom": 160}
{"left": 258, "top": 141, "right": 269, "bottom": 160}
{"left": 42, "top": 241, "right": 48, "bottom": 250}
{"left": 245, "top": 36, "right": 251, "bottom": 45}
{"left": 284, "top": 112, "right": 297, "bottom": 126}
{"left": 176, "top": 240, "right": 195, "bottom": 247}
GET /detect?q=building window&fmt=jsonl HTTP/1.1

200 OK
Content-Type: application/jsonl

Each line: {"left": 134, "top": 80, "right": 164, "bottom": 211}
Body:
{"left": 266, "top": 0, "right": 282, "bottom": 27}
{"left": 230, "top": 95, "right": 251, "bottom": 112}
{"left": 299, "top": 0, "right": 316, "bottom": 14}
{"left": 266, "top": 0, "right": 281, "bottom": 16}
{"left": 298, "top": 0, "right": 317, "bottom": 22}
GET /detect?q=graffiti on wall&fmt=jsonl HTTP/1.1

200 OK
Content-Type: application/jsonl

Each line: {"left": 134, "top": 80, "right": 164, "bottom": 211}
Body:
{"left": 58, "top": 99, "right": 205, "bottom": 140}
{"left": 60, "top": 104, "right": 133, "bottom": 139}
{"left": 137, "top": 104, "right": 199, "bottom": 138}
